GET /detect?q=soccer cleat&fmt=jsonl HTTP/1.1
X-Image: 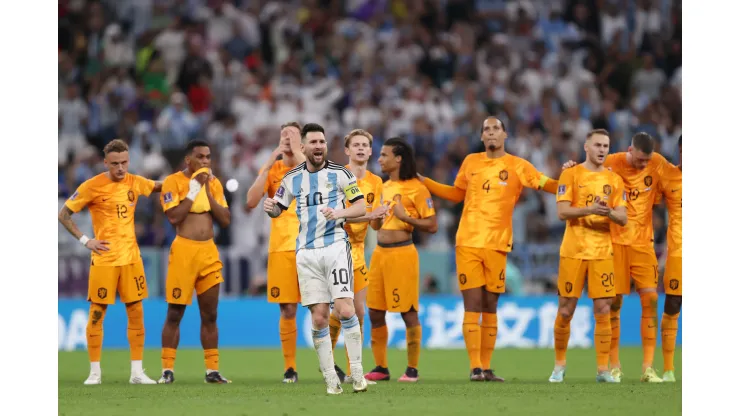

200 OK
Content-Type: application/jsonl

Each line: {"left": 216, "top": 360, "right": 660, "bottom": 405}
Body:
{"left": 325, "top": 375, "right": 343, "bottom": 395}
{"left": 365, "top": 366, "right": 391, "bottom": 381}
{"left": 283, "top": 367, "right": 298, "bottom": 384}
{"left": 662, "top": 370, "right": 676, "bottom": 382}
{"left": 130, "top": 369, "right": 157, "bottom": 385}
{"left": 334, "top": 365, "right": 347, "bottom": 383}
{"left": 610, "top": 367, "right": 623, "bottom": 383}
{"left": 83, "top": 372, "right": 102, "bottom": 385}
{"left": 351, "top": 374, "right": 369, "bottom": 393}
{"left": 158, "top": 370, "right": 175, "bottom": 384}
{"left": 483, "top": 369, "right": 505, "bottom": 382}
{"left": 205, "top": 371, "right": 232, "bottom": 384}
{"left": 549, "top": 367, "right": 565, "bottom": 383}
{"left": 398, "top": 367, "right": 419, "bottom": 382}
{"left": 596, "top": 370, "right": 618, "bottom": 383}
{"left": 470, "top": 368, "right": 485, "bottom": 382}
{"left": 640, "top": 367, "right": 663, "bottom": 383}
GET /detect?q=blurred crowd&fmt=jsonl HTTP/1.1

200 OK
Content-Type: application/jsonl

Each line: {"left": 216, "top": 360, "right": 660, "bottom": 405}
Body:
{"left": 58, "top": 0, "right": 682, "bottom": 292}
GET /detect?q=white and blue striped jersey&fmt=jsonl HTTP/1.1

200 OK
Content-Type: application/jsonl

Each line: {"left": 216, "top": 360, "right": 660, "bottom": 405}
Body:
{"left": 274, "top": 161, "right": 364, "bottom": 251}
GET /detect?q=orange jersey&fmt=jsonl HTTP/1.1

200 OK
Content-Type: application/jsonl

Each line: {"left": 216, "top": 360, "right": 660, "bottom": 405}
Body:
{"left": 65, "top": 173, "right": 155, "bottom": 266}
{"left": 557, "top": 165, "right": 627, "bottom": 259}
{"left": 604, "top": 152, "right": 667, "bottom": 247}
{"left": 658, "top": 163, "right": 682, "bottom": 257}
{"left": 379, "top": 178, "right": 435, "bottom": 232}
{"left": 161, "top": 171, "right": 228, "bottom": 213}
{"left": 262, "top": 160, "right": 301, "bottom": 253}
{"left": 344, "top": 167, "right": 383, "bottom": 245}
{"left": 454, "top": 153, "right": 552, "bottom": 252}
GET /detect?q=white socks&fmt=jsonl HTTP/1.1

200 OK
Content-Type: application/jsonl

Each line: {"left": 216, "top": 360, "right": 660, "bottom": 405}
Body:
{"left": 312, "top": 326, "right": 337, "bottom": 383}
{"left": 131, "top": 360, "right": 143, "bottom": 373}
{"left": 90, "top": 361, "right": 101, "bottom": 374}
{"left": 340, "top": 315, "right": 363, "bottom": 378}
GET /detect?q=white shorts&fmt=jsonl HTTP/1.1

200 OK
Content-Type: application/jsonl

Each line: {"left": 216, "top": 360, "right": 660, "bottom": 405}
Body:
{"left": 296, "top": 240, "right": 354, "bottom": 306}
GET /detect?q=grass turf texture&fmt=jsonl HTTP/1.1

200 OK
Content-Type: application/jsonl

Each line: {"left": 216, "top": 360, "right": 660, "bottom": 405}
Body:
{"left": 59, "top": 347, "right": 681, "bottom": 416}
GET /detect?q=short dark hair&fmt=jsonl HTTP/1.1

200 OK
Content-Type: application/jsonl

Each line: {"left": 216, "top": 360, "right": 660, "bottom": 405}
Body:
{"left": 632, "top": 132, "right": 655, "bottom": 154}
{"left": 281, "top": 121, "right": 301, "bottom": 131}
{"left": 384, "top": 137, "right": 417, "bottom": 180}
{"left": 186, "top": 140, "right": 210, "bottom": 155}
{"left": 103, "top": 139, "right": 129, "bottom": 155}
{"left": 301, "top": 123, "right": 325, "bottom": 139}
{"left": 480, "top": 117, "right": 506, "bottom": 135}
{"left": 586, "top": 129, "right": 610, "bottom": 139}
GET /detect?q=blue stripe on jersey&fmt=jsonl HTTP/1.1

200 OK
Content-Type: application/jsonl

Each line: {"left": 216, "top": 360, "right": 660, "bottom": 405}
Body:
{"left": 324, "top": 172, "right": 339, "bottom": 246}
{"left": 292, "top": 173, "right": 303, "bottom": 252}
{"left": 306, "top": 172, "right": 319, "bottom": 249}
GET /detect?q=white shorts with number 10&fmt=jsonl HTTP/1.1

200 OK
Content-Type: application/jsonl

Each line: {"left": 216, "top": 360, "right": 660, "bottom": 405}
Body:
{"left": 297, "top": 240, "right": 354, "bottom": 306}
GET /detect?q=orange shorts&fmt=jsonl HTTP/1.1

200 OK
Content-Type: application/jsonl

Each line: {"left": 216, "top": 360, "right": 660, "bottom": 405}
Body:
{"left": 663, "top": 255, "right": 682, "bottom": 296}
{"left": 613, "top": 244, "right": 658, "bottom": 294}
{"left": 352, "top": 244, "right": 369, "bottom": 293}
{"left": 456, "top": 246, "right": 507, "bottom": 293}
{"left": 88, "top": 259, "right": 148, "bottom": 305}
{"left": 366, "top": 241, "right": 419, "bottom": 313}
{"left": 165, "top": 236, "right": 224, "bottom": 305}
{"left": 558, "top": 257, "right": 616, "bottom": 299}
{"left": 267, "top": 251, "right": 301, "bottom": 303}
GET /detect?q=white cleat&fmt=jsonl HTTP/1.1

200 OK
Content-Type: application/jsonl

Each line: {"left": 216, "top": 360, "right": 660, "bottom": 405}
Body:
{"left": 130, "top": 370, "right": 158, "bottom": 385}
{"left": 549, "top": 367, "right": 565, "bottom": 383}
{"left": 84, "top": 372, "right": 102, "bottom": 385}
{"left": 352, "top": 375, "right": 368, "bottom": 393}
{"left": 325, "top": 374, "right": 343, "bottom": 395}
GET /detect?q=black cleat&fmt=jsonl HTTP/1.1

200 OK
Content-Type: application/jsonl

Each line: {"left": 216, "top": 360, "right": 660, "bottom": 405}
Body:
{"left": 483, "top": 369, "right": 505, "bottom": 382}
{"left": 470, "top": 368, "right": 485, "bottom": 381}
{"left": 283, "top": 367, "right": 298, "bottom": 383}
{"left": 334, "top": 365, "right": 347, "bottom": 383}
{"left": 205, "top": 371, "right": 232, "bottom": 384}
{"left": 157, "top": 370, "right": 175, "bottom": 384}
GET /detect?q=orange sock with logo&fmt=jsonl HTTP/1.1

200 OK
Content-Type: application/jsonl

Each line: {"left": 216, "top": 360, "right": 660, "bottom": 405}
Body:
{"left": 371, "top": 325, "right": 389, "bottom": 368}
{"left": 280, "top": 317, "right": 297, "bottom": 371}
{"left": 594, "top": 313, "right": 612, "bottom": 371}
{"left": 554, "top": 313, "right": 573, "bottom": 366}
{"left": 204, "top": 349, "right": 219, "bottom": 371}
{"left": 86, "top": 303, "right": 107, "bottom": 364}
{"left": 661, "top": 312, "right": 679, "bottom": 372}
{"left": 406, "top": 325, "right": 422, "bottom": 369}
{"left": 125, "top": 302, "right": 144, "bottom": 361}
{"left": 610, "top": 298, "right": 622, "bottom": 368}
{"left": 462, "top": 311, "right": 482, "bottom": 369}
{"left": 161, "top": 347, "right": 177, "bottom": 370}
{"left": 640, "top": 291, "right": 659, "bottom": 370}
{"left": 480, "top": 313, "right": 498, "bottom": 369}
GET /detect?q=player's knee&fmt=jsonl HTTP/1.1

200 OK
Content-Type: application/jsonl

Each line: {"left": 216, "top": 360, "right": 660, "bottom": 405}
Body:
{"left": 368, "top": 308, "right": 386, "bottom": 327}
{"left": 279, "top": 303, "right": 297, "bottom": 319}
{"left": 557, "top": 305, "right": 576, "bottom": 321}
{"left": 593, "top": 301, "right": 611, "bottom": 316}
{"left": 312, "top": 314, "right": 329, "bottom": 329}
{"left": 200, "top": 308, "right": 218, "bottom": 325}
{"left": 165, "top": 306, "right": 185, "bottom": 325}
{"left": 401, "top": 308, "right": 420, "bottom": 327}
{"left": 610, "top": 295, "right": 623, "bottom": 312}
{"left": 665, "top": 295, "right": 682, "bottom": 315}
{"left": 88, "top": 303, "right": 107, "bottom": 328}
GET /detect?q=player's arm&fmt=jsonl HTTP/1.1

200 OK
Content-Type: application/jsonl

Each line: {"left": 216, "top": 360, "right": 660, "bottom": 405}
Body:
{"left": 162, "top": 175, "right": 201, "bottom": 225}
{"left": 246, "top": 147, "right": 282, "bottom": 209}
{"left": 58, "top": 184, "right": 110, "bottom": 254}
{"left": 287, "top": 128, "right": 306, "bottom": 163}
{"left": 206, "top": 179, "right": 231, "bottom": 227}
{"left": 517, "top": 158, "right": 559, "bottom": 194}
{"left": 417, "top": 174, "right": 465, "bottom": 203}
{"left": 607, "top": 179, "right": 628, "bottom": 226}
{"left": 324, "top": 172, "right": 365, "bottom": 220}
{"left": 345, "top": 205, "right": 388, "bottom": 223}
{"left": 555, "top": 170, "right": 608, "bottom": 220}
{"left": 265, "top": 178, "right": 294, "bottom": 218}
{"left": 392, "top": 188, "right": 438, "bottom": 233}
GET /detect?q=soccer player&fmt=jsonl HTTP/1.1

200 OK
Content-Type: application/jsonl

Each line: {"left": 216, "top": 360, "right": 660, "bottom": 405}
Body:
{"left": 330, "top": 129, "right": 387, "bottom": 382}
{"left": 548, "top": 129, "right": 627, "bottom": 383}
{"left": 364, "top": 137, "right": 438, "bottom": 383}
{"left": 58, "top": 139, "right": 161, "bottom": 385}
{"left": 158, "top": 140, "right": 232, "bottom": 384}
{"left": 562, "top": 132, "right": 667, "bottom": 382}
{"left": 263, "top": 123, "right": 369, "bottom": 394}
{"left": 245, "top": 122, "right": 305, "bottom": 383}
{"left": 658, "top": 135, "right": 682, "bottom": 382}
{"left": 417, "top": 116, "right": 558, "bottom": 381}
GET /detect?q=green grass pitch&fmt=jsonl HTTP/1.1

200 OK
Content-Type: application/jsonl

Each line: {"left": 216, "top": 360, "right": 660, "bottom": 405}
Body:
{"left": 59, "top": 347, "right": 681, "bottom": 415}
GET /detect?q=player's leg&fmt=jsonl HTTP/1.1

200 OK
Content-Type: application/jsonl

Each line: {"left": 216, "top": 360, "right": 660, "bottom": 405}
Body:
{"left": 631, "top": 247, "right": 662, "bottom": 382}
{"left": 118, "top": 260, "right": 156, "bottom": 384}
{"left": 587, "top": 259, "right": 617, "bottom": 383}
{"left": 338, "top": 265, "right": 369, "bottom": 381}
{"left": 456, "top": 247, "right": 486, "bottom": 380}
{"left": 549, "top": 257, "right": 587, "bottom": 383}
{"left": 196, "top": 281, "right": 230, "bottom": 383}
{"left": 267, "top": 251, "right": 301, "bottom": 382}
{"left": 480, "top": 249, "right": 508, "bottom": 382}
{"left": 609, "top": 244, "right": 630, "bottom": 378}
{"left": 365, "top": 247, "right": 390, "bottom": 381}
{"left": 396, "top": 243, "right": 422, "bottom": 383}
{"left": 661, "top": 256, "right": 682, "bottom": 382}
{"left": 160, "top": 303, "right": 186, "bottom": 384}
{"left": 84, "top": 265, "right": 118, "bottom": 384}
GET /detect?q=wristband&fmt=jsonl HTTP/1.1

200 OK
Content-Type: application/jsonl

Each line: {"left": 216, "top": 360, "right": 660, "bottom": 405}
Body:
{"left": 80, "top": 235, "right": 90, "bottom": 246}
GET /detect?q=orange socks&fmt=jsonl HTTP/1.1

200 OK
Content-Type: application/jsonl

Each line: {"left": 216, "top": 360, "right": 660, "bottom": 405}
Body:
{"left": 125, "top": 302, "right": 145, "bottom": 361}
{"left": 640, "top": 291, "right": 658, "bottom": 370}
{"left": 371, "top": 325, "right": 389, "bottom": 368}
{"left": 594, "top": 313, "right": 612, "bottom": 371}
{"left": 554, "top": 313, "right": 573, "bottom": 366}
{"left": 279, "top": 317, "right": 297, "bottom": 371}
{"left": 462, "top": 311, "right": 482, "bottom": 369}
{"left": 204, "top": 349, "right": 219, "bottom": 371}
{"left": 661, "top": 312, "right": 679, "bottom": 372}
{"left": 329, "top": 313, "right": 342, "bottom": 350}
{"left": 86, "top": 303, "right": 107, "bottom": 364}
{"left": 480, "top": 313, "right": 498, "bottom": 369}
{"left": 610, "top": 298, "right": 622, "bottom": 368}
{"left": 407, "top": 326, "right": 422, "bottom": 369}
{"left": 161, "top": 347, "right": 177, "bottom": 370}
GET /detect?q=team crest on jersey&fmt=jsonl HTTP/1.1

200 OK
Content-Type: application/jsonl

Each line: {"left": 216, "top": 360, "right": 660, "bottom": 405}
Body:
{"left": 97, "top": 287, "right": 108, "bottom": 299}
{"left": 458, "top": 274, "right": 467, "bottom": 285}
{"left": 276, "top": 185, "right": 285, "bottom": 198}
{"left": 163, "top": 192, "right": 173, "bottom": 203}
{"left": 366, "top": 193, "right": 375, "bottom": 204}
{"left": 565, "top": 282, "right": 573, "bottom": 293}
{"left": 128, "top": 190, "right": 135, "bottom": 202}
{"left": 426, "top": 198, "right": 434, "bottom": 208}
{"left": 499, "top": 170, "right": 509, "bottom": 181}
{"left": 172, "top": 288, "right": 182, "bottom": 299}
{"left": 558, "top": 185, "right": 566, "bottom": 196}
{"left": 603, "top": 184, "right": 612, "bottom": 195}
{"left": 70, "top": 191, "right": 79, "bottom": 200}
{"left": 644, "top": 176, "right": 653, "bottom": 187}
{"left": 669, "top": 279, "right": 679, "bottom": 290}
{"left": 270, "top": 286, "right": 280, "bottom": 298}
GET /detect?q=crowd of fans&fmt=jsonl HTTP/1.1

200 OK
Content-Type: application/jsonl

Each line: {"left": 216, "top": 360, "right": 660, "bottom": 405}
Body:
{"left": 58, "top": 0, "right": 682, "bottom": 294}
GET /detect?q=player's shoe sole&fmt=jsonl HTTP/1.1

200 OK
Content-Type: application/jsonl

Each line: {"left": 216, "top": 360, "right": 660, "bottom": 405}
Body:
{"left": 130, "top": 372, "right": 157, "bottom": 385}
{"left": 83, "top": 374, "right": 102, "bottom": 385}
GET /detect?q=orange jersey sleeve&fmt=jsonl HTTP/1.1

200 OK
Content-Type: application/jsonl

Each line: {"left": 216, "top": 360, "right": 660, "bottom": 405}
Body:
{"left": 209, "top": 177, "right": 228, "bottom": 208}
{"left": 379, "top": 178, "right": 435, "bottom": 232}
{"left": 659, "top": 163, "right": 682, "bottom": 257}
{"left": 265, "top": 161, "right": 300, "bottom": 253}
{"left": 134, "top": 175, "right": 156, "bottom": 198}
{"left": 558, "top": 165, "right": 625, "bottom": 259}
{"left": 344, "top": 170, "right": 383, "bottom": 245}
{"left": 605, "top": 152, "right": 666, "bottom": 247}
{"left": 66, "top": 173, "right": 148, "bottom": 266}
{"left": 160, "top": 173, "right": 184, "bottom": 212}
